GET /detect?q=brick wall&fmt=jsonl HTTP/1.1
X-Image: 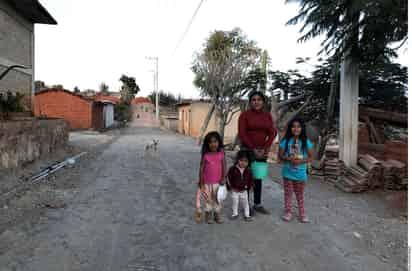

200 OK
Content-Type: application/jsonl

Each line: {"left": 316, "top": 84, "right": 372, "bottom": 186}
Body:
{"left": 34, "top": 90, "right": 93, "bottom": 129}
{"left": 0, "top": 119, "right": 68, "bottom": 169}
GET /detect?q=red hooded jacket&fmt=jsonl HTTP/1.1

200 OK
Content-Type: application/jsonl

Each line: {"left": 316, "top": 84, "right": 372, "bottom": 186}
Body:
{"left": 227, "top": 165, "right": 253, "bottom": 192}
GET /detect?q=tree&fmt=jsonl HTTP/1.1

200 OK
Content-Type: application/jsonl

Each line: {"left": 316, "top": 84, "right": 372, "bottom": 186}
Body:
{"left": 99, "top": 82, "right": 109, "bottom": 95}
{"left": 359, "top": 58, "right": 408, "bottom": 113}
{"left": 286, "top": 0, "right": 407, "bottom": 62}
{"left": 148, "top": 91, "right": 179, "bottom": 106}
{"left": 51, "top": 84, "right": 64, "bottom": 90}
{"left": 192, "top": 28, "right": 262, "bottom": 142}
{"left": 286, "top": 0, "right": 408, "bottom": 165}
{"left": 119, "top": 74, "right": 140, "bottom": 102}
{"left": 35, "top": 81, "right": 47, "bottom": 93}
{"left": 114, "top": 101, "right": 131, "bottom": 123}
{"left": 269, "top": 55, "right": 408, "bottom": 159}
{"left": 73, "top": 86, "right": 80, "bottom": 93}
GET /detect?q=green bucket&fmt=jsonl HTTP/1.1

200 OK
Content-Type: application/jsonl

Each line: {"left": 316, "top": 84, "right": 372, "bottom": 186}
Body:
{"left": 251, "top": 161, "right": 269, "bottom": 179}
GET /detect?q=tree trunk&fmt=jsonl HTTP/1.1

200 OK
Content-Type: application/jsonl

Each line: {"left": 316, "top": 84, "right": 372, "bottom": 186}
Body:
{"left": 218, "top": 110, "right": 226, "bottom": 144}
{"left": 270, "top": 94, "right": 279, "bottom": 128}
{"left": 197, "top": 104, "right": 215, "bottom": 145}
{"left": 213, "top": 105, "right": 227, "bottom": 144}
{"left": 316, "top": 63, "right": 339, "bottom": 160}
{"left": 283, "top": 89, "right": 289, "bottom": 101}
{"left": 260, "top": 50, "right": 268, "bottom": 93}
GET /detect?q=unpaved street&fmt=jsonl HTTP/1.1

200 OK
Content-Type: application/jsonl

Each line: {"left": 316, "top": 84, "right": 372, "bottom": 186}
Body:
{"left": 0, "top": 127, "right": 407, "bottom": 271}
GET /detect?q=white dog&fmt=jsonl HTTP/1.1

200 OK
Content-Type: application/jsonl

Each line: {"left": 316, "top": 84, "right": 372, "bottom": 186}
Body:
{"left": 145, "top": 140, "right": 159, "bottom": 153}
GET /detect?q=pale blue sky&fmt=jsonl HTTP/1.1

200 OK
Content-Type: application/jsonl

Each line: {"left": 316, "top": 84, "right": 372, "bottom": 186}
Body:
{"left": 35, "top": 0, "right": 408, "bottom": 98}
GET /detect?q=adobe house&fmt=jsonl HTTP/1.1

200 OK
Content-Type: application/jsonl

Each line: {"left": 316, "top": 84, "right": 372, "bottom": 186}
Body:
{"left": 177, "top": 101, "right": 240, "bottom": 144}
{"left": 131, "top": 97, "right": 155, "bottom": 121}
{"left": 34, "top": 89, "right": 115, "bottom": 130}
{"left": 0, "top": 0, "right": 57, "bottom": 110}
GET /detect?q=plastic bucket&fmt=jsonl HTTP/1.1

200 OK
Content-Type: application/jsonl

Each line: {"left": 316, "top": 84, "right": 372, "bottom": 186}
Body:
{"left": 251, "top": 161, "right": 268, "bottom": 179}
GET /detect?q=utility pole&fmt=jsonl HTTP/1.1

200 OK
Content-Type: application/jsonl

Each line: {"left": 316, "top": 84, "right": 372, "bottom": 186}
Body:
{"left": 146, "top": 56, "right": 159, "bottom": 121}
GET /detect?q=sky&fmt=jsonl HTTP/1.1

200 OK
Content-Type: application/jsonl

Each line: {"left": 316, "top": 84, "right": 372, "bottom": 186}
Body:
{"left": 35, "top": 0, "right": 408, "bottom": 99}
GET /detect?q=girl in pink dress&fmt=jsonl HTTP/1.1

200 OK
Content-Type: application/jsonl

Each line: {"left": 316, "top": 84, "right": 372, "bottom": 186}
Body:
{"left": 199, "top": 131, "right": 226, "bottom": 224}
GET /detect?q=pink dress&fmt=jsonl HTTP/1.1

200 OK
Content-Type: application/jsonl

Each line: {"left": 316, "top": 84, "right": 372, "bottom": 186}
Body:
{"left": 202, "top": 151, "right": 225, "bottom": 184}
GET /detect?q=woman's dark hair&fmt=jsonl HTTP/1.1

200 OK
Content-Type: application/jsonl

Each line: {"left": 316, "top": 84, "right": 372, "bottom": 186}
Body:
{"left": 282, "top": 117, "right": 308, "bottom": 154}
{"left": 248, "top": 91, "right": 266, "bottom": 103}
{"left": 235, "top": 150, "right": 250, "bottom": 165}
{"left": 201, "top": 131, "right": 224, "bottom": 157}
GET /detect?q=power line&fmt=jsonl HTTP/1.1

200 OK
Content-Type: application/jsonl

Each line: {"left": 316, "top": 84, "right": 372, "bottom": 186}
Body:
{"left": 172, "top": 0, "right": 204, "bottom": 55}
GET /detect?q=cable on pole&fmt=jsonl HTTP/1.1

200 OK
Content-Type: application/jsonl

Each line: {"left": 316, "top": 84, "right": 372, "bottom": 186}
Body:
{"left": 172, "top": 0, "right": 204, "bottom": 55}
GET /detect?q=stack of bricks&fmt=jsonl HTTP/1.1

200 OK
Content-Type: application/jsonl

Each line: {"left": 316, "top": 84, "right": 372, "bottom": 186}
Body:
{"left": 323, "top": 145, "right": 344, "bottom": 184}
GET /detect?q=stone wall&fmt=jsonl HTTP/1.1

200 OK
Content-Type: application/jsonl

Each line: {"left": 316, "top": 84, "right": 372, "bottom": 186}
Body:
{"left": 0, "top": 119, "right": 69, "bottom": 169}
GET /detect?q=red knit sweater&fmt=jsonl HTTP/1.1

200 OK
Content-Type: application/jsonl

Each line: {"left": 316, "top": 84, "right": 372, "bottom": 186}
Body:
{"left": 238, "top": 110, "right": 276, "bottom": 150}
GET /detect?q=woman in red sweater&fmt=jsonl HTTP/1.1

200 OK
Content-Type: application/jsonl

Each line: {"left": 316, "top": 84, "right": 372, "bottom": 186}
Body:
{"left": 238, "top": 91, "right": 276, "bottom": 215}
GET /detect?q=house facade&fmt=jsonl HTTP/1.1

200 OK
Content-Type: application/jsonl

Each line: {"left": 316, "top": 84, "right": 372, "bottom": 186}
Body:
{"left": 0, "top": 0, "right": 56, "bottom": 110}
{"left": 94, "top": 95, "right": 119, "bottom": 128}
{"left": 34, "top": 89, "right": 114, "bottom": 130}
{"left": 131, "top": 97, "right": 155, "bottom": 121}
{"left": 177, "top": 101, "right": 241, "bottom": 144}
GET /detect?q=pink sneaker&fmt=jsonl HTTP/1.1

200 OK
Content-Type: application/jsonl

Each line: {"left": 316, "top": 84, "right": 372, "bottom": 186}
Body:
{"left": 282, "top": 212, "right": 292, "bottom": 222}
{"left": 299, "top": 216, "right": 310, "bottom": 223}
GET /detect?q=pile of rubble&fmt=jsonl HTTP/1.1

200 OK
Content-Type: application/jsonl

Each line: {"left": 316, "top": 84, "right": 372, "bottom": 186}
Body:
{"left": 382, "top": 159, "right": 408, "bottom": 190}
{"left": 311, "top": 146, "right": 407, "bottom": 193}
{"left": 336, "top": 155, "right": 381, "bottom": 193}
{"left": 310, "top": 145, "right": 344, "bottom": 184}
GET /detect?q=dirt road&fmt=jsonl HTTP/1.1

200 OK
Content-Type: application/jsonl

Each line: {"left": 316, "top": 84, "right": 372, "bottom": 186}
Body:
{"left": 0, "top": 127, "right": 407, "bottom": 271}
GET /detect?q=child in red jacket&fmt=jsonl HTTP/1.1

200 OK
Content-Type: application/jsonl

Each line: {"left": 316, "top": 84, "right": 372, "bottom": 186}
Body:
{"left": 227, "top": 150, "right": 254, "bottom": 222}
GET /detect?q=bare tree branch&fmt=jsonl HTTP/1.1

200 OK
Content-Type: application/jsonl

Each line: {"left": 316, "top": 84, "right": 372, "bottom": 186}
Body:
{"left": 281, "top": 95, "right": 313, "bottom": 128}
{"left": 225, "top": 107, "right": 241, "bottom": 125}
{"left": 277, "top": 94, "right": 305, "bottom": 108}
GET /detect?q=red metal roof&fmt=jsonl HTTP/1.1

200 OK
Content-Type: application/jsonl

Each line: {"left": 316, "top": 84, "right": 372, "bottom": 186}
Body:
{"left": 35, "top": 88, "right": 94, "bottom": 102}
{"left": 94, "top": 95, "right": 120, "bottom": 104}
{"left": 132, "top": 97, "right": 152, "bottom": 104}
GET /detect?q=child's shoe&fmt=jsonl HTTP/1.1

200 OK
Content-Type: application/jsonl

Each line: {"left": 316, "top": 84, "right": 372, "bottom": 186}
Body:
{"left": 282, "top": 212, "right": 293, "bottom": 222}
{"left": 194, "top": 209, "right": 203, "bottom": 224}
{"left": 299, "top": 216, "right": 310, "bottom": 223}
{"left": 205, "top": 211, "right": 214, "bottom": 224}
{"left": 214, "top": 212, "right": 224, "bottom": 224}
{"left": 230, "top": 214, "right": 239, "bottom": 220}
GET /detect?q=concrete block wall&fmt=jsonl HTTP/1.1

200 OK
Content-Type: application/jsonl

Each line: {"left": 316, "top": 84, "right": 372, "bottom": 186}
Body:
{"left": 0, "top": 0, "right": 34, "bottom": 107}
{"left": 0, "top": 119, "right": 68, "bottom": 169}
{"left": 161, "top": 117, "right": 178, "bottom": 132}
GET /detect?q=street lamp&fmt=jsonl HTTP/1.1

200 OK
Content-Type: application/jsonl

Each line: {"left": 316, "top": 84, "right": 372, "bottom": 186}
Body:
{"left": 146, "top": 56, "right": 159, "bottom": 121}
